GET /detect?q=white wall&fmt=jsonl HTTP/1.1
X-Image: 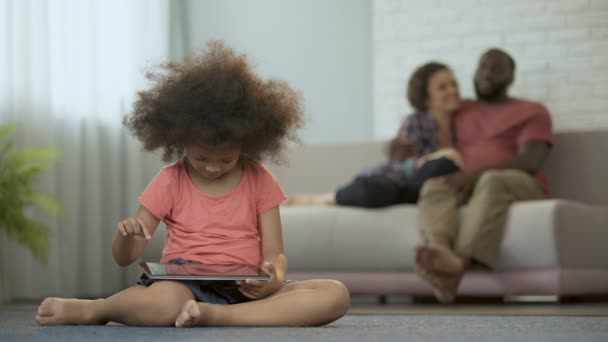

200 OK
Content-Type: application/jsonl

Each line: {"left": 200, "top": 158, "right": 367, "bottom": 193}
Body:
{"left": 373, "top": 0, "right": 608, "bottom": 139}
{"left": 180, "top": 0, "right": 372, "bottom": 144}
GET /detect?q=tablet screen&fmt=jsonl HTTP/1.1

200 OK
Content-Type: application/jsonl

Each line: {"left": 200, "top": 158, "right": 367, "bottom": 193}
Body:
{"left": 139, "top": 261, "right": 270, "bottom": 280}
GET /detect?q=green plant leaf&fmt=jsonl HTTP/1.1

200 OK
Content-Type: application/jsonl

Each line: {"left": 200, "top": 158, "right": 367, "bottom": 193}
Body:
{"left": 13, "top": 219, "right": 52, "bottom": 262}
{"left": 0, "top": 122, "right": 62, "bottom": 264}
{"left": 26, "top": 192, "right": 66, "bottom": 218}
{"left": 0, "top": 123, "right": 17, "bottom": 138}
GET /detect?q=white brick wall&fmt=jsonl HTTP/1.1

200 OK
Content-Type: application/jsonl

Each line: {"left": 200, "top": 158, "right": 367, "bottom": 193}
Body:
{"left": 373, "top": 0, "right": 608, "bottom": 138}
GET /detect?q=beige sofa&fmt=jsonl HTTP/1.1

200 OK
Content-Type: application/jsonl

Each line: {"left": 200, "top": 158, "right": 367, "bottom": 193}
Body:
{"left": 268, "top": 130, "right": 608, "bottom": 298}
{"left": 144, "top": 130, "right": 608, "bottom": 298}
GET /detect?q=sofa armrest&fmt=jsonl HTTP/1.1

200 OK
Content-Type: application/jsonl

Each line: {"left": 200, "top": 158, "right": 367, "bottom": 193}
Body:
{"left": 497, "top": 199, "right": 608, "bottom": 270}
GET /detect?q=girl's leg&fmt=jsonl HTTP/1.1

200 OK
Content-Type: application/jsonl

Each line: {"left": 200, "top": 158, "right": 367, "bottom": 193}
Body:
{"left": 175, "top": 279, "right": 350, "bottom": 327}
{"left": 36, "top": 280, "right": 195, "bottom": 326}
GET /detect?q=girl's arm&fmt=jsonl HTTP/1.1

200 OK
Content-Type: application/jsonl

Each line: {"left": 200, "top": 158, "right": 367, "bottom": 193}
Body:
{"left": 236, "top": 205, "right": 287, "bottom": 299}
{"left": 258, "top": 206, "right": 287, "bottom": 283}
{"left": 112, "top": 205, "right": 161, "bottom": 267}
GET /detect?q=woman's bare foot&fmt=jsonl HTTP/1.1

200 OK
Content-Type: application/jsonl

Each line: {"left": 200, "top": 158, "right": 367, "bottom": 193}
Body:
{"left": 36, "top": 298, "right": 104, "bottom": 325}
{"left": 175, "top": 299, "right": 213, "bottom": 328}
{"left": 285, "top": 193, "right": 335, "bottom": 206}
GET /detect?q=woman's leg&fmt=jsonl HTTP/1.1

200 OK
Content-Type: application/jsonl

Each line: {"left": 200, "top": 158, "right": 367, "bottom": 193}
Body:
{"left": 335, "top": 175, "right": 406, "bottom": 208}
{"left": 285, "top": 192, "right": 336, "bottom": 206}
{"left": 36, "top": 280, "right": 195, "bottom": 326}
{"left": 175, "top": 279, "right": 350, "bottom": 327}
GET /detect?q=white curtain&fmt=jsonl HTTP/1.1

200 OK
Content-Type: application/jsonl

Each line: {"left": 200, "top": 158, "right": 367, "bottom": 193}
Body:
{"left": 0, "top": 0, "right": 178, "bottom": 303}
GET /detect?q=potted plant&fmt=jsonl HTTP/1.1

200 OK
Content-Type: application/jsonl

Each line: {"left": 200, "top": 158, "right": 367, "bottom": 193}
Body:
{"left": 0, "top": 123, "right": 64, "bottom": 263}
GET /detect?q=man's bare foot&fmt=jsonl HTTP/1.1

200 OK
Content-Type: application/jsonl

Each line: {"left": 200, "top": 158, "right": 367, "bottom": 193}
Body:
{"left": 36, "top": 298, "right": 104, "bottom": 325}
{"left": 416, "top": 242, "right": 466, "bottom": 275}
{"left": 415, "top": 243, "right": 425, "bottom": 265}
{"left": 175, "top": 299, "right": 213, "bottom": 328}
{"left": 414, "top": 264, "right": 462, "bottom": 304}
{"left": 285, "top": 193, "right": 335, "bottom": 206}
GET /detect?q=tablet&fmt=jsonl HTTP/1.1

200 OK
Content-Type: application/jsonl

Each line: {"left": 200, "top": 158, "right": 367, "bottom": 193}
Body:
{"left": 139, "top": 261, "right": 271, "bottom": 281}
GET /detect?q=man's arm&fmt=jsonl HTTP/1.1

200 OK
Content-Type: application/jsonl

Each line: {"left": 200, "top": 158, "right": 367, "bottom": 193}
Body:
{"left": 445, "top": 140, "right": 551, "bottom": 196}
{"left": 486, "top": 140, "right": 551, "bottom": 173}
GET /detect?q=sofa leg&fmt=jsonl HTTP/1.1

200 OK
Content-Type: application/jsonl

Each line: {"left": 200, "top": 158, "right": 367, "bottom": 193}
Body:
{"left": 503, "top": 295, "right": 559, "bottom": 303}
{"left": 559, "top": 295, "right": 608, "bottom": 303}
{"left": 559, "top": 296, "right": 581, "bottom": 303}
{"left": 378, "top": 295, "right": 387, "bottom": 305}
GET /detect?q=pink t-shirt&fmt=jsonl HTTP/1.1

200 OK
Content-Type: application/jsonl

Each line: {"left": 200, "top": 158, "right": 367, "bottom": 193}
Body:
{"left": 139, "top": 158, "right": 286, "bottom": 266}
{"left": 455, "top": 99, "right": 553, "bottom": 193}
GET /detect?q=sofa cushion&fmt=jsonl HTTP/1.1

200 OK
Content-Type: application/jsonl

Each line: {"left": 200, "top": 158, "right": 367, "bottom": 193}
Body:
{"left": 333, "top": 206, "right": 418, "bottom": 270}
{"left": 281, "top": 199, "right": 608, "bottom": 271}
{"left": 282, "top": 205, "right": 419, "bottom": 270}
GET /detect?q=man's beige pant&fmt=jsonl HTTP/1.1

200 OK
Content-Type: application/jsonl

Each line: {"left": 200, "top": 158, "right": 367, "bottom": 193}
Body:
{"left": 418, "top": 169, "right": 545, "bottom": 268}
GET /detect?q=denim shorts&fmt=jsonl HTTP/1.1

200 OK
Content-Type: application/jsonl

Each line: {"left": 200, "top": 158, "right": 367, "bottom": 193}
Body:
{"left": 137, "top": 258, "right": 294, "bottom": 305}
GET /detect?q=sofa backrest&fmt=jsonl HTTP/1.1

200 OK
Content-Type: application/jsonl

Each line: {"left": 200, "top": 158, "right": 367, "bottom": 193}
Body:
{"left": 269, "top": 140, "right": 387, "bottom": 193}
{"left": 269, "top": 130, "right": 608, "bottom": 206}
{"left": 544, "top": 130, "right": 608, "bottom": 206}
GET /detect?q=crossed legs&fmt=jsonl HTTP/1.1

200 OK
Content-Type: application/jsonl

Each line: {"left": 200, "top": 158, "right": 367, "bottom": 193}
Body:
{"left": 37, "top": 278, "right": 350, "bottom": 327}
{"left": 415, "top": 170, "right": 544, "bottom": 302}
{"left": 175, "top": 279, "right": 350, "bottom": 327}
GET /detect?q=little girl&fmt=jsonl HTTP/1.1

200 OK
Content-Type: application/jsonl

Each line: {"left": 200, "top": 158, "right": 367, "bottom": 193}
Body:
{"left": 36, "top": 41, "right": 350, "bottom": 327}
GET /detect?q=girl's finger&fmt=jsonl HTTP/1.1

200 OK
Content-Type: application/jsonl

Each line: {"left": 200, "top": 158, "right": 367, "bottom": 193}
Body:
{"left": 134, "top": 226, "right": 145, "bottom": 238}
{"left": 238, "top": 288, "right": 256, "bottom": 299}
{"left": 244, "top": 279, "right": 265, "bottom": 288}
{"left": 125, "top": 221, "right": 135, "bottom": 235}
{"left": 117, "top": 222, "right": 127, "bottom": 236}
{"left": 238, "top": 282, "right": 258, "bottom": 292}
{"left": 261, "top": 262, "right": 276, "bottom": 279}
{"left": 137, "top": 218, "right": 151, "bottom": 240}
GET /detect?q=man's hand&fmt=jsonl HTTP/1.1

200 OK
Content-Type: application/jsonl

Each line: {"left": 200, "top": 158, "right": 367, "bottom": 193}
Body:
{"left": 236, "top": 262, "right": 282, "bottom": 300}
{"left": 444, "top": 171, "right": 481, "bottom": 202}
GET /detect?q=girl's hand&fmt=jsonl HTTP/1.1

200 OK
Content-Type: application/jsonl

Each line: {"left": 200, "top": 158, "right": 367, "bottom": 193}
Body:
{"left": 236, "top": 262, "right": 282, "bottom": 300}
{"left": 117, "top": 217, "right": 151, "bottom": 240}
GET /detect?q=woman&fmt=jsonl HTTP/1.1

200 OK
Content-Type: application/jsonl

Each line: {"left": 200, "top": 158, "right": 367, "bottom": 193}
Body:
{"left": 287, "top": 62, "right": 462, "bottom": 207}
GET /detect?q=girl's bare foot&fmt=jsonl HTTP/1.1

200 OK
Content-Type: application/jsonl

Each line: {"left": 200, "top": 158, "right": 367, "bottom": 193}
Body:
{"left": 36, "top": 298, "right": 104, "bottom": 325}
{"left": 175, "top": 299, "right": 213, "bottom": 328}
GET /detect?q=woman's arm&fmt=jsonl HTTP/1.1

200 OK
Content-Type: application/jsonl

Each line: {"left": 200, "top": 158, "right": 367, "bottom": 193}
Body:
{"left": 387, "top": 136, "right": 417, "bottom": 161}
{"left": 112, "top": 205, "right": 160, "bottom": 267}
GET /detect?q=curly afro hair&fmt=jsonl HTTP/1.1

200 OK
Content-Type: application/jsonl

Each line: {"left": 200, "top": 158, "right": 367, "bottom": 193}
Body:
{"left": 124, "top": 40, "right": 304, "bottom": 163}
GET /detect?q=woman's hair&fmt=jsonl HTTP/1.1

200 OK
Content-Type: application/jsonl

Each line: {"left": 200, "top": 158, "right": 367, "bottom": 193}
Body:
{"left": 124, "top": 40, "right": 304, "bottom": 163}
{"left": 406, "top": 62, "right": 450, "bottom": 112}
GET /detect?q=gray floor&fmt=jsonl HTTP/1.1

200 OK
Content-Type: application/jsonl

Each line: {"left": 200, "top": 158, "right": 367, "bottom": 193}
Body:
{"left": 2, "top": 306, "right": 608, "bottom": 341}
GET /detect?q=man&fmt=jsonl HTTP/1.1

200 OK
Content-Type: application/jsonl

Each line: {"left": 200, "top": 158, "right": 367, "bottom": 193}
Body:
{"left": 414, "top": 48, "right": 553, "bottom": 302}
